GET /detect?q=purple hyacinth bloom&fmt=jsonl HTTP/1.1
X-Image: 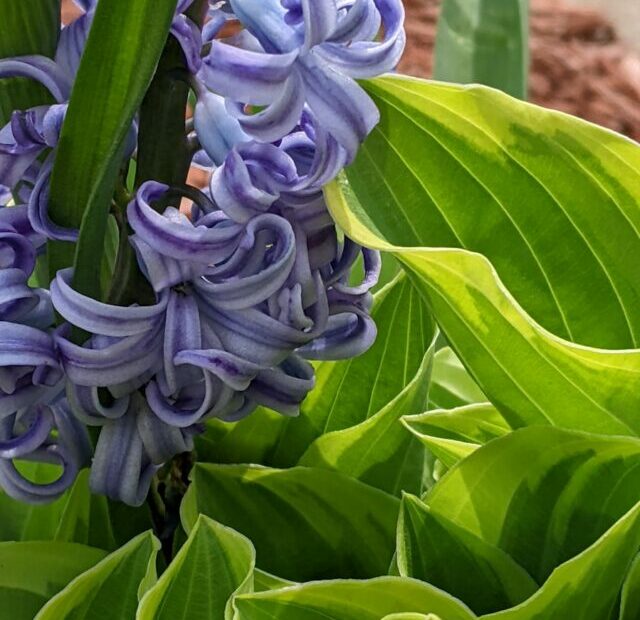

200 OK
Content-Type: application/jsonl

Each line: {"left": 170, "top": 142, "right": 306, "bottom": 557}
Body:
{"left": 51, "top": 179, "right": 377, "bottom": 504}
{"left": 0, "top": 208, "right": 90, "bottom": 503}
{"left": 199, "top": 0, "right": 405, "bottom": 157}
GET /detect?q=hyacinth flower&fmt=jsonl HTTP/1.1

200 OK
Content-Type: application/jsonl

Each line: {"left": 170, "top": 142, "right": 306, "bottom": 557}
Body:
{"left": 51, "top": 179, "right": 377, "bottom": 504}
{"left": 0, "top": 207, "right": 90, "bottom": 503}
{"left": 199, "top": 0, "right": 406, "bottom": 157}
{"left": 0, "top": 0, "right": 404, "bottom": 506}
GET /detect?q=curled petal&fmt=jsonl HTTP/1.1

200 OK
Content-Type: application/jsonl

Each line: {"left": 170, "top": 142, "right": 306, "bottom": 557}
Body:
{"left": 298, "top": 53, "right": 379, "bottom": 160}
{"left": 300, "top": 0, "right": 338, "bottom": 51}
{"left": 228, "top": 0, "right": 299, "bottom": 53}
{"left": 171, "top": 14, "right": 203, "bottom": 74}
{"left": 56, "top": 11, "right": 93, "bottom": 78}
{"left": 0, "top": 407, "right": 53, "bottom": 459}
{"left": 128, "top": 181, "right": 242, "bottom": 264}
{"left": 90, "top": 411, "right": 158, "bottom": 506}
{"left": 0, "top": 321, "right": 59, "bottom": 370}
{"left": 298, "top": 308, "right": 377, "bottom": 360}
{"left": 247, "top": 354, "right": 315, "bottom": 415}
{"left": 55, "top": 323, "right": 163, "bottom": 387}
{"left": 200, "top": 42, "right": 298, "bottom": 105}
{"left": 0, "top": 205, "right": 45, "bottom": 250}
{"left": 136, "top": 397, "right": 195, "bottom": 464}
{"left": 66, "top": 383, "right": 130, "bottom": 425}
{"left": 0, "top": 269, "right": 39, "bottom": 322}
{"left": 0, "top": 56, "right": 72, "bottom": 103}
{"left": 0, "top": 443, "right": 79, "bottom": 503}
{"left": 51, "top": 268, "right": 168, "bottom": 337}
{"left": 226, "top": 71, "right": 305, "bottom": 143}
{"left": 330, "top": 0, "right": 381, "bottom": 42}
{"left": 316, "top": 0, "right": 406, "bottom": 78}
{"left": 28, "top": 159, "right": 80, "bottom": 242}
{"left": 196, "top": 214, "right": 296, "bottom": 310}
{"left": 194, "top": 90, "right": 249, "bottom": 167}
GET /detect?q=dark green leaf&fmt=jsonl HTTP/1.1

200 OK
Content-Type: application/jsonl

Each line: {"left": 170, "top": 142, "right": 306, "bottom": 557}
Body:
{"left": 36, "top": 532, "right": 159, "bottom": 619}
{"left": 0, "top": 541, "right": 105, "bottom": 620}
{"left": 181, "top": 464, "right": 399, "bottom": 581}
{"left": 48, "top": 0, "right": 177, "bottom": 298}
{"left": 397, "top": 494, "right": 537, "bottom": 615}
{"left": 0, "top": 0, "right": 60, "bottom": 124}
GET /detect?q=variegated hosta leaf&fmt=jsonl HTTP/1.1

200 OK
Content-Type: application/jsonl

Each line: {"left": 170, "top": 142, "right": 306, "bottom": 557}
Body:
{"left": 417, "top": 427, "right": 640, "bottom": 618}
{"left": 181, "top": 464, "right": 399, "bottom": 582}
{"left": 0, "top": 541, "right": 105, "bottom": 620}
{"left": 0, "top": 465, "right": 152, "bottom": 551}
{"left": 428, "top": 347, "right": 486, "bottom": 410}
{"left": 402, "top": 402, "right": 510, "bottom": 468}
{"left": 232, "top": 577, "right": 476, "bottom": 620}
{"left": 397, "top": 494, "right": 537, "bottom": 615}
{"left": 326, "top": 76, "right": 640, "bottom": 436}
{"left": 138, "top": 516, "right": 255, "bottom": 620}
{"left": 36, "top": 532, "right": 159, "bottom": 620}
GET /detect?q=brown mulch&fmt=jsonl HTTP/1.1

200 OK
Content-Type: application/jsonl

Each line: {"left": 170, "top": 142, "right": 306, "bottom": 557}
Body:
{"left": 400, "top": 0, "right": 640, "bottom": 141}
{"left": 60, "top": 0, "right": 640, "bottom": 141}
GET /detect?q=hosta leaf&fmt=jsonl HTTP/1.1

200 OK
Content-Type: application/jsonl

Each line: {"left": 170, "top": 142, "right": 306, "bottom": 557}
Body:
{"left": 138, "top": 516, "right": 254, "bottom": 620}
{"left": 425, "top": 427, "right": 640, "bottom": 584}
{"left": 0, "top": 541, "right": 105, "bottom": 620}
{"left": 48, "top": 0, "right": 177, "bottom": 296}
{"left": 397, "top": 494, "right": 537, "bottom": 615}
{"left": 0, "top": 466, "right": 152, "bottom": 551}
{"left": 197, "top": 274, "right": 435, "bottom": 468}
{"left": 36, "top": 532, "right": 159, "bottom": 619}
{"left": 435, "top": 0, "right": 529, "bottom": 99}
{"left": 620, "top": 554, "right": 640, "bottom": 620}
{"left": 402, "top": 403, "right": 510, "bottom": 467}
{"left": 482, "top": 501, "right": 640, "bottom": 619}
{"left": 0, "top": 0, "right": 60, "bottom": 124}
{"left": 181, "top": 464, "right": 399, "bottom": 581}
{"left": 383, "top": 615, "right": 442, "bottom": 620}
{"left": 253, "top": 570, "right": 295, "bottom": 593}
{"left": 326, "top": 93, "right": 640, "bottom": 435}
{"left": 428, "top": 347, "right": 486, "bottom": 410}
{"left": 233, "top": 578, "right": 476, "bottom": 620}
{"left": 344, "top": 75, "right": 640, "bottom": 350}
{"left": 299, "top": 326, "right": 435, "bottom": 495}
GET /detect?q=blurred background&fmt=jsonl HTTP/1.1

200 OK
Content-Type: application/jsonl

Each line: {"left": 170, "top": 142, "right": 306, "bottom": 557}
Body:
{"left": 61, "top": 0, "right": 640, "bottom": 141}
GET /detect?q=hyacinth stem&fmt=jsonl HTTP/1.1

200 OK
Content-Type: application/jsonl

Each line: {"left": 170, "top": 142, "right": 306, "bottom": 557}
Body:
{"left": 109, "top": 0, "right": 207, "bottom": 307}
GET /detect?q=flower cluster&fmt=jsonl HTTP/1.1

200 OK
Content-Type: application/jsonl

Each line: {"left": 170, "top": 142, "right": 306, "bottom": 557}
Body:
{"left": 0, "top": 0, "right": 405, "bottom": 505}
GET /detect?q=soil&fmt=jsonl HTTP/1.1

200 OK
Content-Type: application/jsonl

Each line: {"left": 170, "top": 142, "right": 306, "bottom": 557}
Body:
{"left": 60, "top": 0, "right": 640, "bottom": 142}
{"left": 400, "top": 0, "right": 640, "bottom": 141}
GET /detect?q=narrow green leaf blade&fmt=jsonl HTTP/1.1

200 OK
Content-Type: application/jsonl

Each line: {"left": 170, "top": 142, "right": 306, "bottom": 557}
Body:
{"left": 48, "top": 0, "right": 177, "bottom": 297}
{"left": 0, "top": 541, "right": 105, "bottom": 620}
{"left": 181, "top": 464, "right": 399, "bottom": 581}
{"left": 0, "top": 0, "right": 60, "bottom": 123}
{"left": 397, "top": 494, "right": 537, "bottom": 615}
{"left": 233, "top": 578, "right": 476, "bottom": 620}
{"left": 36, "top": 532, "right": 160, "bottom": 620}
{"left": 435, "top": 0, "right": 529, "bottom": 98}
